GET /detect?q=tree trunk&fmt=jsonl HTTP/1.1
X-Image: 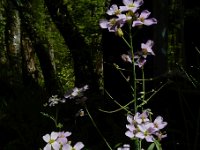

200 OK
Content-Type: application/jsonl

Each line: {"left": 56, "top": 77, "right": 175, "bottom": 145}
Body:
{"left": 44, "top": 0, "right": 99, "bottom": 90}
{"left": 11, "top": 0, "right": 62, "bottom": 96}
{"left": 21, "top": 33, "right": 38, "bottom": 85}
{"left": 4, "top": 1, "right": 22, "bottom": 84}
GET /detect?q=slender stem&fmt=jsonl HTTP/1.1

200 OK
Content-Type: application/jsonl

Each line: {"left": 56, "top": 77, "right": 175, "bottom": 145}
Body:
{"left": 129, "top": 24, "right": 137, "bottom": 114}
{"left": 85, "top": 105, "right": 113, "bottom": 150}
{"left": 141, "top": 67, "right": 145, "bottom": 104}
{"left": 139, "top": 139, "right": 142, "bottom": 150}
{"left": 138, "top": 80, "right": 169, "bottom": 108}
{"left": 99, "top": 90, "right": 132, "bottom": 113}
{"left": 122, "top": 36, "right": 131, "bottom": 48}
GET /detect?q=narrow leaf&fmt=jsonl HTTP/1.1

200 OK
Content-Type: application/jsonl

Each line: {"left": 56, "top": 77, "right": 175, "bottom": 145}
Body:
{"left": 147, "top": 143, "right": 155, "bottom": 150}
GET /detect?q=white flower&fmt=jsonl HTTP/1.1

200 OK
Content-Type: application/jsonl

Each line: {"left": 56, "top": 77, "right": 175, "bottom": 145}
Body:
{"left": 43, "top": 132, "right": 60, "bottom": 150}
{"left": 62, "top": 142, "right": 84, "bottom": 150}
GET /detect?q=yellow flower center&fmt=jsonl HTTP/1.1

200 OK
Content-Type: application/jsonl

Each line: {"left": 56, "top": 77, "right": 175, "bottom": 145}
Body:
{"left": 110, "top": 18, "right": 117, "bottom": 25}
{"left": 49, "top": 139, "right": 55, "bottom": 144}
{"left": 115, "top": 10, "right": 121, "bottom": 15}
{"left": 129, "top": 4, "right": 135, "bottom": 8}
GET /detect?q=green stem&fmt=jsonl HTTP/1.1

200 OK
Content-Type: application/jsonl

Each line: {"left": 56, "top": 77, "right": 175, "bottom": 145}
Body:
{"left": 138, "top": 80, "right": 169, "bottom": 108}
{"left": 139, "top": 139, "right": 142, "bottom": 150}
{"left": 122, "top": 36, "right": 131, "bottom": 48}
{"left": 134, "top": 138, "right": 139, "bottom": 150}
{"left": 141, "top": 66, "right": 145, "bottom": 106}
{"left": 85, "top": 105, "right": 112, "bottom": 150}
{"left": 128, "top": 24, "right": 137, "bottom": 114}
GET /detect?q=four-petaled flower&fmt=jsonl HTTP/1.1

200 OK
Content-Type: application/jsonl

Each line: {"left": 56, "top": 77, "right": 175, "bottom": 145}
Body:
{"left": 64, "top": 85, "right": 89, "bottom": 99}
{"left": 99, "top": 14, "right": 129, "bottom": 32}
{"left": 132, "top": 10, "right": 157, "bottom": 27}
{"left": 62, "top": 142, "right": 84, "bottom": 150}
{"left": 57, "top": 131, "right": 72, "bottom": 145}
{"left": 153, "top": 116, "right": 168, "bottom": 130}
{"left": 141, "top": 40, "right": 155, "bottom": 57}
{"left": 120, "top": 0, "right": 144, "bottom": 13}
{"left": 134, "top": 110, "right": 150, "bottom": 124}
{"left": 43, "top": 132, "right": 60, "bottom": 150}
{"left": 135, "top": 122, "right": 156, "bottom": 142}
{"left": 106, "top": 4, "right": 121, "bottom": 15}
{"left": 134, "top": 40, "right": 155, "bottom": 68}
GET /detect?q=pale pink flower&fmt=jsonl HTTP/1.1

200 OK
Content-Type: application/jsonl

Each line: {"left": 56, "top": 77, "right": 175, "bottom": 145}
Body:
{"left": 106, "top": 4, "right": 121, "bottom": 15}
{"left": 62, "top": 142, "right": 84, "bottom": 150}
{"left": 136, "top": 122, "right": 156, "bottom": 142}
{"left": 120, "top": 0, "right": 144, "bottom": 13}
{"left": 153, "top": 116, "right": 167, "bottom": 130}
{"left": 43, "top": 132, "right": 60, "bottom": 150}
{"left": 132, "top": 10, "right": 157, "bottom": 27}
{"left": 57, "top": 131, "right": 72, "bottom": 145}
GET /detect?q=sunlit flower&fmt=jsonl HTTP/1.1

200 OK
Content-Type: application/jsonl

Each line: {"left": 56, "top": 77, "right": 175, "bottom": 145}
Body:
{"left": 127, "top": 114, "right": 134, "bottom": 124}
{"left": 48, "top": 95, "right": 64, "bottom": 107}
{"left": 107, "top": 4, "right": 121, "bottom": 15}
{"left": 153, "top": 116, "right": 167, "bottom": 130}
{"left": 135, "top": 122, "right": 156, "bottom": 142}
{"left": 62, "top": 142, "right": 84, "bottom": 150}
{"left": 134, "top": 110, "right": 150, "bottom": 124}
{"left": 125, "top": 114, "right": 138, "bottom": 138}
{"left": 141, "top": 40, "right": 155, "bottom": 57}
{"left": 120, "top": 0, "right": 144, "bottom": 13}
{"left": 43, "top": 132, "right": 60, "bottom": 150}
{"left": 132, "top": 10, "right": 157, "bottom": 27}
{"left": 134, "top": 40, "right": 155, "bottom": 68}
{"left": 64, "top": 85, "right": 89, "bottom": 99}
{"left": 57, "top": 131, "right": 72, "bottom": 145}
{"left": 99, "top": 14, "right": 128, "bottom": 32}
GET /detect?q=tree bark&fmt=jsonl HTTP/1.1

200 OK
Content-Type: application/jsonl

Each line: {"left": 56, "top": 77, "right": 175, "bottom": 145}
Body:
{"left": 4, "top": 1, "right": 22, "bottom": 86}
{"left": 44, "top": 0, "right": 99, "bottom": 90}
{"left": 11, "top": 0, "right": 62, "bottom": 96}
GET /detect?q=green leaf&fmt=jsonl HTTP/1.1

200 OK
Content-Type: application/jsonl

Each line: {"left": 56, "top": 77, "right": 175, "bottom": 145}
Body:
{"left": 147, "top": 143, "right": 155, "bottom": 150}
{"left": 154, "top": 140, "right": 162, "bottom": 150}
{"left": 40, "top": 112, "right": 55, "bottom": 122}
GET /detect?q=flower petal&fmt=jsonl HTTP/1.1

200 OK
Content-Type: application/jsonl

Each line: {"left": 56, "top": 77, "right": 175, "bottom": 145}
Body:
{"left": 44, "top": 144, "right": 51, "bottom": 150}
{"left": 125, "top": 130, "right": 135, "bottom": 138}
{"left": 140, "top": 10, "right": 151, "bottom": 19}
{"left": 51, "top": 132, "right": 59, "bottom": 140}
{"left": 74, "top": 142, "right": 84, "bottom": 150}
{"left": 132, "top": 20, "right": 143, "bottom": 27}
{"left": 52, "top": 141, "right": 60, "bottom": 150}
{"left": 99, "top": 19, "right": 108, "bottom": 29}
{"left": 43, "top": 134, "right": 50, "bottom": 143}
{"left": 143, "top": 18, "right": 157, "bottom": 26}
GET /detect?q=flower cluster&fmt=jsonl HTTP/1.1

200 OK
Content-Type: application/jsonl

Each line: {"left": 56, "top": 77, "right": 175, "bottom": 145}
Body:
{"left": 45, "top": 85, "right": 89, "bottom": 107}
{"left": 99, "top": 0, "right": 157, "bottom": 34}
{"left": 99, "top": 0, "right": 157, "bottom": 68}
{"left": 125, "top": 110, "right": 167, "bottom": 142}
{"left": 42, "top": 131, "right": 84, "bottom": 150}
{"left": 48, "top": 95, "right": 65, "bottom": 107}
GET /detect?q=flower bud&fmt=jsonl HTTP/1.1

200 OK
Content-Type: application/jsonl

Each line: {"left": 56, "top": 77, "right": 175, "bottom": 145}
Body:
{"left": 116, "top": 28, "right": 124, "bottom": 37}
